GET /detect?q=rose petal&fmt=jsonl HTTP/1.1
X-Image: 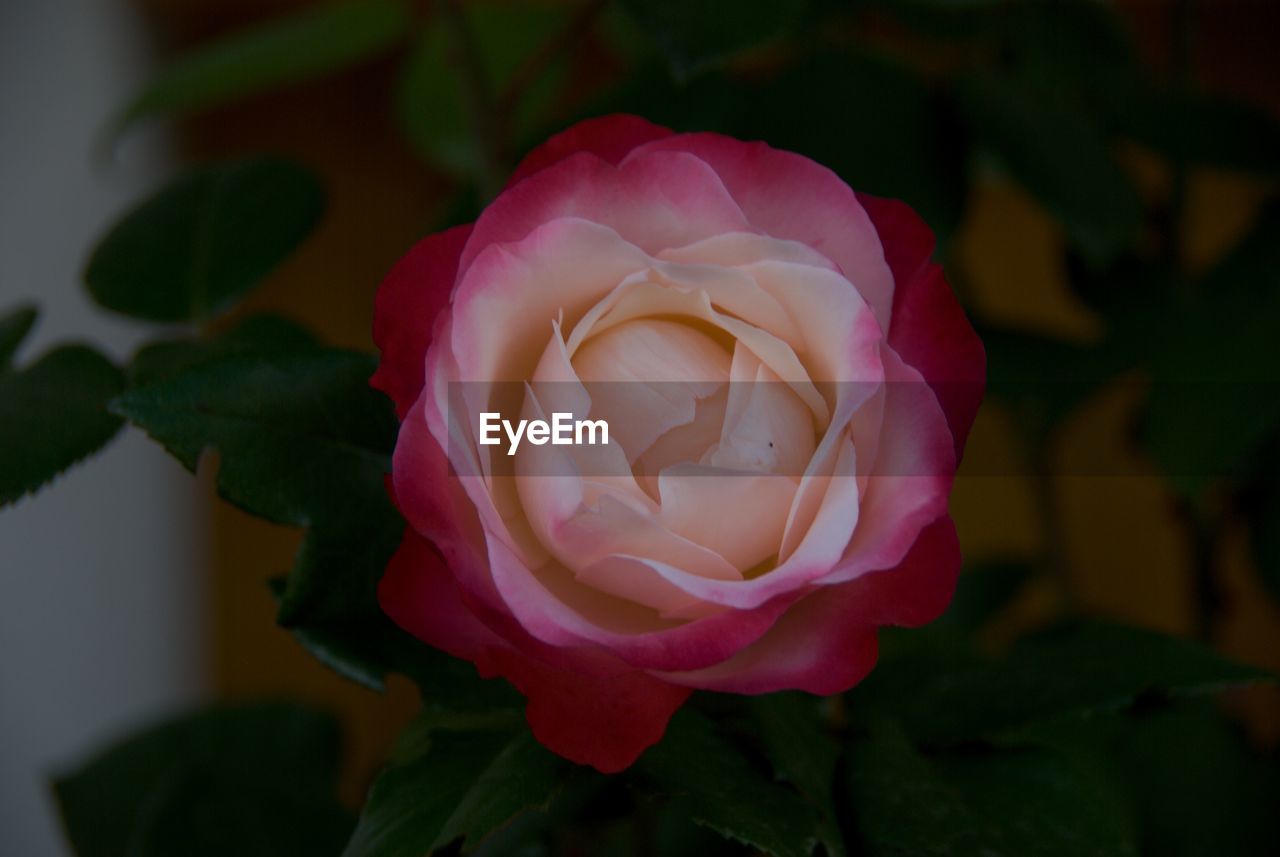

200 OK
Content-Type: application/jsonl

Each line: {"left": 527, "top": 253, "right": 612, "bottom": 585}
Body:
{"left": 379, "top": 529, "right": 690, "bottom": 773}
{"left": 628, "top": 134, "right": 897, "bottom": 329}
{"left": 461, "top": 150, "right": 752, "bottom": 276}
{"left": 507, "top": 114, "right": 673, "bottom": 187}
{"left": 820, "top": 346, "right": 955, "bottom": 583}
{"left": 371, "top": 224, "right": 470, "bottom": 418}
{"left": 450, "top": 218, "right": 651, "bottom": 384}
{"left": 572, "top": 318, "right": 731, "bottom": 462}
{"left": 859, "top": 191, "right": 986, "bottom": 456}
{"left": 657, "top": 516, "right": 960, "bottom": 693}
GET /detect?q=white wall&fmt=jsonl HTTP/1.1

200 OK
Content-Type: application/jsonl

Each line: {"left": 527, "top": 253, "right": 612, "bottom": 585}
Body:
{"left": 0, "top": 2, "right": 209, "bottom": 854}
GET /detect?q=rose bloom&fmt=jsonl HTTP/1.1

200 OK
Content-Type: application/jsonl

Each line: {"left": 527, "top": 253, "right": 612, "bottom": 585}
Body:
{"left": 373, "top": 115, "right": 984, "bottom": 771}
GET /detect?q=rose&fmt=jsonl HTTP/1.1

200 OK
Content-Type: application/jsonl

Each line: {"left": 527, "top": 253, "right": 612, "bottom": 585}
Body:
{"left": 373, "top": 115, "right": 984, "bottom": 771}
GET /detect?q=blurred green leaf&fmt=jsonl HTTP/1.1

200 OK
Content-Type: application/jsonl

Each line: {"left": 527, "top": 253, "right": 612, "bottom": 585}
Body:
{"left": 85, "top": 159, "right": 324, "bottom": 323}
{"left": 1103, "top": 86, "right": 1280, "bottom": 174}
{"left": 618, "top": 0, "right": 808, "bottom": 80}
{"left": 935, "top": 559, "right": 1035, "bottom": 635}
{"left": 112, "top": 0, "right": 410, "bottom": 132}
{"left": 0, "top": 316, "right": 124, "bottom": 507}
{"left": 650, "top": 811, "right": 757, "bottom": 857}
{"left": 847, "top": 719, "right": 1135, "bottom": 857}
{"left": 745, "top": 50, "right": 968, "bottom": 244}
{"left": 749, "top": 694, "right": 845, "bottom": 856}
{"left": 846, "top": 719, "right": 1137, "bottom": 857}
{"left": 0, "top": 303, "right": 38, "bottom": 368}
{"left": 54, "top": 701, "right": 352, "bottom": 857}
{"left": 397, "top": 4, "right": 570, "bottom": 179}
{"left": 640, "top": 710, "right": 819, "bottom": 857}
{"left": 973, "top": 0, "right": 1280, "bottom": 176}
{"left": 1145, "top": 201, "right": 1280, "bottom": 496}
{"left": 857, "top": 622, "right": 1272, "bottom": 746}
{"left": 871, "top": 0, "right": 1005, "bottom": 40}
{"left": 593, "top": 49, "right": 968, "bottom": 241}
{"left": 584, "top": 64, "right": 750, "bottom": 135}
{"left": 1117, "top": 705, "right": 1279, "bottom": 855}
{"left": 1003, "top": 0, "right": 1137, "bottom": 93}
{"left": 1063, "top": 250, "right": 1170, "bottom": 328}
{"left": 343, "top": 717, "right": 560, "bottom": 857}
{"left": 981, "top": 325, "right": 1128, "bottom": 437}
{"left": 956, "top": 71, "right": 1141, "bottom": 267}
{"left": 1026, "top": 703, "right": 1280, "bottom": 857}
{"left": 1245, "top": 458, "right": 1280, "bottom": 603}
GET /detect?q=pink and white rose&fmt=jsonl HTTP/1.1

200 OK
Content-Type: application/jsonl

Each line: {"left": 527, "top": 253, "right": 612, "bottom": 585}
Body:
{"left": 372, "top": 114, "right": 985, "bottom": 771}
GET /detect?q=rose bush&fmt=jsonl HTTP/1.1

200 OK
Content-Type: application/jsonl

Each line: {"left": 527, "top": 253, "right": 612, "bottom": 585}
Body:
{"left": 372, "top": 114, "right": 984, "bottom": 772}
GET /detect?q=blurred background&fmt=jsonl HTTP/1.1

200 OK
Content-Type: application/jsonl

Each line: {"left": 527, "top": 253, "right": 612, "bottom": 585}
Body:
{"left": 2, "top": 1, "right": 1278, "bottom": 854}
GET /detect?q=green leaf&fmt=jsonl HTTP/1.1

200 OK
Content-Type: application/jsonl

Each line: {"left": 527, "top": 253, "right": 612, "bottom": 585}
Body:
{"left": 85, "top": 158, "right": 325, "bottom": 323}
{"left": 1063, "top": 249, "right": 1171, "bottom": 325}
{"left": 1103, "top": 86, "right": 1280, "bottom": 174}
{"left": 1002, "top": 0, "right": 1137, "bottom": 95}
{"left": 1024, "top": 703, "right": 1280, "bottom": 857}
{"left": 112, "top": 0, "right": 410, "bottom": 132}
{"left": 846, "top": 718, "right": 1138, "bottom": 857}
{"left": 397, "top": 4, "right": 570, "bottom": 179}
{"left": 343, "top": 719, "right": 561, "bottom": 857}
{"left": 583, "top": 64, "right": 751, "bottom": 137}
{"left": 981, "top": 325, "right": 1128, "bottom": 438}
{"left": 1118, "top": 705, "right": 1279, "bottom": 855}
{"left": 749, "top": 693, "right": 845, "bottom": 856}
{"left": 122, "top": 321, "right": 476, "bottom": 690}
{"left": 871, "top": 0, "right": 1005, "bottom": 40}
{"left": 128, "top": 314, "right": 319, "bottom": 387}
{"left": 640, "top": 709, "right": 819, "bottom": 857}
{"left": 119, "top": 320, "right": 499, "bottom": 695}
{"left": 0, "top": 303, "right": 38, "bottom": 368}
{"left": 744, "top": 50, "right": 968, "bottom": 245}
{"left": 618, "top": 0, "right": 809, "bottom": 80}
{"left": 266, "top": 572, "right": 522, "bottom": 702}
{"left": 934, "top": 559, "right": 1035, "bottom": 635}
{"left": 263, "top": 575, "right": 405, "bottom": 691}
{"left": 112, "top": 338, "right": 409, "bottom": 686}
{"left": 112, "top": 345, "right": 394, "bottom": 500}
{"left": 54, "top": 701, "right": 352, "bottom": 857}
{"left": 955, "top": 71, "right": 1141, "bottom": 267}
{"left": 1145, "top": 201, "right": 1280, "bottom": 496}
{"left": 857, "top": 622, "right": 1272, "bottom": 746}
{"left": 1245, "top": 456, "right": 1280, "bottom": 603}
{"left": 0, "top": 331, "right": 124, "bottom": 507}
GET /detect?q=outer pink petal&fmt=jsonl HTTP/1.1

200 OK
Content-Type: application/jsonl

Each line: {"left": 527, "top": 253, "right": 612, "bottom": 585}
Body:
{"left": 507, "top": 114, "right": 673, "bottom": 187}
{"left": 820, "top": 346, "right": 954, "bottom": 585}
{"left": 658, "top": 516, "right": 960, "bottom": 694}
{"left": 496, "top": 648, "right": 690, "bottom": 773}
{"left": 371, "top": 224, "right": 471, "bottom": 418}
{"left": 858, "top": 191, "right": 986, "bottom": 457}
{"left": 379, "top": 529, "right": 690, "bottom": 773}
{"left": 459, "top": 150, "right": 751, "bottom": 273}
{"left": 627, "top": 133, "right": 897, "bottom": 328}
